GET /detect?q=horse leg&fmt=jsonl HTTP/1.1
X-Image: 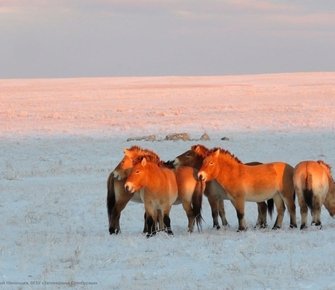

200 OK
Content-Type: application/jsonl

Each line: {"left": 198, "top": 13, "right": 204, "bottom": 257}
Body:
{"left": 146, "top": 214, "right": 155, "bottom": 238}
{"left": 296, "top": 189, "right": 308, "bottom": 230}
{"left": 143, "top": 212, "right": 147, "bottom": 233}
{"left": 157, "top": 210, "right": 164, "bottom": 232}
{"left": 218, "top": 198, "right": 229, "bottom": 227}
{"left": 256, "top": 202, "right": 267, "bottom": 228}
{"left": 182, "top": 200, "right": 195, "bottom": 233}
{"left": 231, "top": 197, "right": 246, "bottom": 231}
{"left": 281, "top": 194, "right": 297, "bottom": 228}
{"left": 311, "top": 197, "right": 322, "bottom": 228}
{"left": 110, "top": 194, "right": 133, "bottom": 234}
{"left": 272, "top": 194, "right": 286, "bottom": 229}
{"left": 206, "top": 191, "right": 221, "bottom": 229}
{"left": 163, "top": 211, "right": 173, "bottom": 235}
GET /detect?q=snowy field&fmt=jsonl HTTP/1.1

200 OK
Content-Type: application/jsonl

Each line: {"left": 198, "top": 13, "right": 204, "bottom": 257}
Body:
{"left": 1, "top": 72, "right": 335, "bottom": 289}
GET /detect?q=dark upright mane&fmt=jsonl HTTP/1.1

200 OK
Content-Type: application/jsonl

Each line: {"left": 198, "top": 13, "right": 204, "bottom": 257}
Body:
{"left": 207, "top": 147, "right": 242, "bottom": 164}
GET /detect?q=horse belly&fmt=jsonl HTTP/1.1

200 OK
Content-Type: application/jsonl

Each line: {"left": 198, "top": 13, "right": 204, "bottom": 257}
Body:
{"left": 207, "top": 180, "right": 228, "bottom": 200}
{"left": 173, "top": 198, "right": 182, "bottom": 205}
{"left": 169, "top": 191, "right": 179, "bottom": 206}
{"left": 245, "top": 190, "right": 276, "bottom": 202}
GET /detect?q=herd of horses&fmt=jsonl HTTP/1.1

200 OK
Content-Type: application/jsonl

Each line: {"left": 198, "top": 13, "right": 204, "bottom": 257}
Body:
{"left": 107, "top": 145, "right": 335, "bottom": 237}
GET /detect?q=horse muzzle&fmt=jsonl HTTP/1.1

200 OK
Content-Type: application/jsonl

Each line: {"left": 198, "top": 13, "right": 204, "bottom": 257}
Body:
{"left": 198, "top": 171, "right": 207, "bottom": 182}
{"left": 113, "top": 170, "right": 122, "bottom": 181}
{"left": 124, "top": 182, "right": 135, "bottom": 193}
{"left": 173, "top": 158, "right": 180, "bottom": 168}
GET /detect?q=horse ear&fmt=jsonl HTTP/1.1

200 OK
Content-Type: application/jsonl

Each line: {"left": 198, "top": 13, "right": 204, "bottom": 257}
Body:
{"left": 214, "top": 149, "right": 220, "bottom": 157}
{"left": 124, "top": 148, "right": 130, "bottom": 156}
{"left": 194, "top": 145, "right": 201, "bottom": 154}
{"left": 141, "top": 157, "right": 147, "bottom": 166}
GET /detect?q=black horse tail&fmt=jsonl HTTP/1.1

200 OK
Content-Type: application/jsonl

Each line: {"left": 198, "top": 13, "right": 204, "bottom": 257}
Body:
{"left": 107, "top": 172, "right": 116, "bottom": 230}
{"left": 267, "top": 198, "right": 274, "bottom": 220}
{"left": 303, "top": 173, "right": 313, "bottom": 210}
{"left": 192, "top": 180, "right": 204, "bottom": 231}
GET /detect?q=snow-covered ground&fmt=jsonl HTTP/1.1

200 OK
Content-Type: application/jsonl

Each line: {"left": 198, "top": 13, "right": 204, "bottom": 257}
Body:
{"left": 1, "top": 72, "right": 335, "bottom": 289}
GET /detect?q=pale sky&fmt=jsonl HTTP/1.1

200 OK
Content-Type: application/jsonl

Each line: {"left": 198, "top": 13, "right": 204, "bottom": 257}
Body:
{"left": 1, "top": 0, "right": 335, "bottom": 78}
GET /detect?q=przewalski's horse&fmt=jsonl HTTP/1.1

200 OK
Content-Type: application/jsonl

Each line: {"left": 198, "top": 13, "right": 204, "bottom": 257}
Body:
{"left": 198, "top": 148, "right": 297, "bottom": 231}
{"left": 293, "top": 160, "right": 335, "bottom": 229}
{"left": 107, "top": 146, "right": 203, "bottom": 234}
{"left": 174, "top": 145, "right": 273, "bottom": 229}
{"left": 107, "top": 146, "right": 162, "bottom": 234}
{"left": 125, "top": 157, "right": 178, "bottom": 237}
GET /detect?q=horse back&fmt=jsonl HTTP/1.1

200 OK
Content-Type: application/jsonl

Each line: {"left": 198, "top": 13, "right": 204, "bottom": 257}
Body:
{"left": 242, "top": 162, "right": 292, "bottom": 182}
{"left": 239, "top": 162, "right": 294, "bottom": 197}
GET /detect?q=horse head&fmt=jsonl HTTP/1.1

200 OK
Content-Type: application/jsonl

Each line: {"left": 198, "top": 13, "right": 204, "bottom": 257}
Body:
{"left": 124, "top": 157, "right": 148, "bottom": 193}
{"left": 198, "top": 149, "right": 221, "bottom": 182}
{"left": 174, "top": 144, "right": 209, "bottom": 169}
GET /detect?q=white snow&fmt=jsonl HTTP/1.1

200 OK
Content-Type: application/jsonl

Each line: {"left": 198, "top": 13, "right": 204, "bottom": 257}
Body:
{"left": 1, "top": 72, "right": 335, "bottom": 289}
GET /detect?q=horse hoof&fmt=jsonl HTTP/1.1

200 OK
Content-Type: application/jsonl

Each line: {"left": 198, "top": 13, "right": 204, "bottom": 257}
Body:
{"left": 272, "top": 225, "right": 280, "bottom": 230}
{"left": 313, "top": 221, "right": 321, "bottom": 226}
{"left": 165, "top": 228, "right": 174, "bottom": 235}
{"left": 216, "top": 225, "right": 221, "bottom": 230}
{"left": 109, "top": 227, "right": 116, "bottom": 235}
{"left": 300, "top": 224, "right": 306, "bottom": 230}
{"left": 290, "top": 224, "right": 297, "bottom": 229}
{"left": 146, "top": 233, "right": 154, "bottom": 238}
{"left": 255, "top": 224, "right": 267, "bottom": 229}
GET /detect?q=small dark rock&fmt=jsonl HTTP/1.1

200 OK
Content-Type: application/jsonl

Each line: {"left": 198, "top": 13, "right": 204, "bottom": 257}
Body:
{"left": 221, "top": 137, "right": 230, "bottom": 141}
{"left": 165, "top": 133, "right": 191, "bottom": 141}
{"left": 127, "top": 135, "right": 156, "bottom": 142}
{"left": 200, "top": 133, "right": 210, "bottom": 141}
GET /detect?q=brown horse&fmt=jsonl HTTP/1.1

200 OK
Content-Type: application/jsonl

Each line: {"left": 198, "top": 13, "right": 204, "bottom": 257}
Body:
{"left": 107, "top": 146, "right": 203, "bottom": 234}
{"left": 174, "top": 144, "right": 273, "bottom": 229}
{"left": 125, "top": 157, "right": 178, "bottom": 237}
{"left": 198, "top": 148, "right": 297, "bottom": 231}
{"left": 107, "top": 146, "right": 161, "bottom": 234}
{"left": 293, "top": 160, "right": 335, "bottom": 229}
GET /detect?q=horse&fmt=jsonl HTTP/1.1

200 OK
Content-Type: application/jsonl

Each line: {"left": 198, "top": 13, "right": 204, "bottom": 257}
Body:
{"left": 125, "top": 157, "right": 178, "bottom": 237}
{"left": 107, "top": 146, "right": 203, "bottom": 234}
{"left": 198, "top": 148, "right": 297, "bottom": 231}
{"left": 174, "top": 144, "right": 273, "bottom": 229}
{"left": 293, "top": 160, "right": 335, "bottom": 229}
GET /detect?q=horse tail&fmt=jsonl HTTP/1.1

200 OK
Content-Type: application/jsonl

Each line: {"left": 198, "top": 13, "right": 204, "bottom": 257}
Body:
{"left": 192, "top": 180, "right": 204, "bottom": 231}
{"left": 267, "top": 198, "right": 274, "bottom": 220}
{"left": 303, "top": 172, "right": 313, "bottom": 210}
{"left": 107, "top": 173, "right": 116, "bottom": 224}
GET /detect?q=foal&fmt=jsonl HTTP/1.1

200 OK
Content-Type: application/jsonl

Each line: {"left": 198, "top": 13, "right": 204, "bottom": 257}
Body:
{"left": 293, "top": 160, "right": 335, "bottom": 229}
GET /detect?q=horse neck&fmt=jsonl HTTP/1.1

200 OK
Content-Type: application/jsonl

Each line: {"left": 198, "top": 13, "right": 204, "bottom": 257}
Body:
{"left": 328, "top": 175, "right": 335, "bottom": 193}
{"left": 194, "top": 156, "right": 205, "bottom": 170}
{"left": 215, "top": 153, "right": 241, "bottom": 183}
{"left": 142, "top": 163, "right": 164, "bottom": 190}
